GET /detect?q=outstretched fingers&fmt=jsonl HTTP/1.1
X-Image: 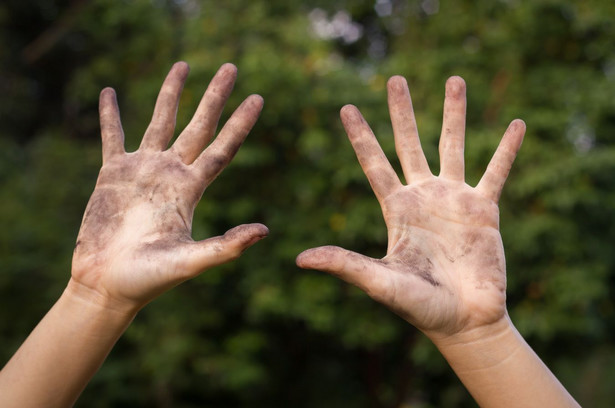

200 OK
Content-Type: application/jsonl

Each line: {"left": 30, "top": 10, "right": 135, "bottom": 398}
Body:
{"left": 180, "top": 223, "right": 269, "bottom": 277}
{"left": 99, "top": 88, "right": 125, "bottom": 163}
{"left": 194, "top": 94, "right": 264, "bottom": 185}
{"left": 387, "top": 76, "right": 431, "bottom": 183}
{"left": 140, "top": 62, "right": 190, "bottom": 151}
{"left": 341, "top": 105, "right": 402, "bottom": 202}
{"left": 438, "top": 76, "right": 467, "bottom": 181}
{"left": 171, "top": 63, "right": 238, "bottom": 164}
{"left": 476, "top": 119, "right": 525, "bottom": 202}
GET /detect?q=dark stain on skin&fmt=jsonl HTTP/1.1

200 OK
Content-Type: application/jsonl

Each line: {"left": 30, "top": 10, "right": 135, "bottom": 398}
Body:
{"left": 417, "top": 259, "right": 439, "bottom": 287}
{"left": 77, "top": 188, "right": 124, "bottom": 251}
{"left": 74, "top": 148, "right": 222, "bottom": 266}
{"left": 436, "top": 241, "right": 456, "bottom": 263}
{"left": 382, "top": 245, "right": 441, "bottom": 288}
{"left": 459, "top": 196, "right": 488, "bottom": 220}
{"left": 460, "top": 231, "right": 480, "bottom": 257}
{"left": 207, "top": 154, "right": 229, "bottom": 175}
{"left": 423, "top": 181, "right": 447, "bottom": 201}
{"left": 139, "top": 235, "right": 185, "bottom": 253}
{"left": 82, "top": 189, "right": 122, "bottom": 234}
{"left": 126, "top": 155, "right": 202, "bottom": 207}
{"left": 96, "top": 157, "right": 139, "bottom": 185}
{"left": 370, "top": 170, "right": 399, "bottom": 196}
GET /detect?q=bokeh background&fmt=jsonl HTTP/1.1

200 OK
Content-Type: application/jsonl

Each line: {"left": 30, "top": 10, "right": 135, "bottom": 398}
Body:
{"left": 2, "top": 0, "right": 615, "bottom": 406}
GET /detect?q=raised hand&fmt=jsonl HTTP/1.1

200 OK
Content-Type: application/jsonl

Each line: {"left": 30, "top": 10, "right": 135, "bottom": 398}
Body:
{"left": 71, "top": 62, "right": 268, "bottom": 311}
{"left": 0, "top": 62, "right": 269, "bottom": 408}
{"left": 297, "top": 76, "right": 524, "bottom": 339}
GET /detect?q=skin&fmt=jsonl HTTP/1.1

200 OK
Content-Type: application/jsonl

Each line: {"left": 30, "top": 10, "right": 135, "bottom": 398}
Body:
{"left": 297, "top": 76, "right": 580, "bottom": 407}
{"left": 0, "top": 62, "right": 267, "bottom": 408}
{"left": 72, "top": 61, "right": 268, "bottom": 311}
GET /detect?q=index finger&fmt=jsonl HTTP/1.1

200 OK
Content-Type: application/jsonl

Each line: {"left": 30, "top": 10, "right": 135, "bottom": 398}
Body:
{"left": 475, "top": 119, "right": 525, "bottom": 202}
{"left": 171, "top": 63, "right": 238, "bottom": 164}
{"left": 341, "top": 105, "right": 402, "bottom": 202}
{"left": 99, "top": 87, "right": 125, "bottom": 164}
{"left": 194, "top": 94, "right": 264, "bottom": 185}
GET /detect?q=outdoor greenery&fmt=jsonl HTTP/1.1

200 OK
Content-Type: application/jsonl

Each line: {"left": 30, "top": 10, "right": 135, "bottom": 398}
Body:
{"left": 1, "top": 0, "right": 615, "bottom": 406}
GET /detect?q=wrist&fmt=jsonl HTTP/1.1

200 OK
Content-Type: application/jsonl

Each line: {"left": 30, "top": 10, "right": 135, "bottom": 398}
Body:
{"left": 427, "top": 315, "right": 521, "bottom": 373}
{"left": 426, "top": 316, "right": 580, "bottom": 407}
{"left": 64, "top": 278, "right": 141, "bottom": 322}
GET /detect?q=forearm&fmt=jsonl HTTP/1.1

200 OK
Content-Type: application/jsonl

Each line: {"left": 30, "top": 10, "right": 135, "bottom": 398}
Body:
{"left": 430, "top": 316, "right": 579, "bottom": 408}
{"left": 0, "top": 279, "right": 137, "bottom": 408}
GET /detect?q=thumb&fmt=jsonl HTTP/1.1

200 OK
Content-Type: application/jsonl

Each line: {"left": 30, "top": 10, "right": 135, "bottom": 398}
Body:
{"left": 296, "top": 246, "right": 391, "bottom": 300}
{"left": 182, "top": 223, "right": 269, "bottom": 276}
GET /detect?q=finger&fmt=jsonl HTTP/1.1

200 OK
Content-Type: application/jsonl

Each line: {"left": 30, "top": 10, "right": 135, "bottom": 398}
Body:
{"left": 296, "top": 246, "right": 392, "bottom": 301}
{"left": 194, "top": 94, "right": 264, "bottom": 184}
{"left": 476, "top": 119, "right": 525, "bottom": 202}
{"left": 172, "top": 63, "right": 238, "bottom": 164}
{"left": 387, "top": 76, "right": 431, "bottom": 183}
{"left": 341, "top": 105, "right": 402, "bottom": 202}
{"left": 140, "top": 61, "right": 190, "bottom": 151}
{"left": 438, "top": 76, "right": 467, "bottom": 181}
{"left": 180, "top": 223, "right": 269, "bottom": 277}
{"left": 99, "top": 87, "right": 125, "bottom": 163}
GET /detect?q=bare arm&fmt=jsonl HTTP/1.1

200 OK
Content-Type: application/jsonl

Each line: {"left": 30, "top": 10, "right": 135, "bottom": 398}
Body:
{"left": 0, "top": 62, "right": 268, "bottom": 408}
{"left": 297, "top": 76, "right": 579, "bottom": 407}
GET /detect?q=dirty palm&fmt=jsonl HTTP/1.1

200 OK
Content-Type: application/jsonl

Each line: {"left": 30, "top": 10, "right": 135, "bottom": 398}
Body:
{"left": 73, "top": 62, "right": 269, "bottom": 309}
{"left": 297, "top": 75, "right": 525, "bottom": 338}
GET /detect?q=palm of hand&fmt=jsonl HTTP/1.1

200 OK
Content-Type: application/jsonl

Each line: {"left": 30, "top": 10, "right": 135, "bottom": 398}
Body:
{"left": 297, "top": 76, "right": 524, "bottom": 338}
{"left": 73, "top": 151, "right": 203, "bottom": 304}
{"left": 378, "top": 179, "right": 506, "bottom": 335}
{"left": 71, "top": 63, "right": 267, "bottom": 309}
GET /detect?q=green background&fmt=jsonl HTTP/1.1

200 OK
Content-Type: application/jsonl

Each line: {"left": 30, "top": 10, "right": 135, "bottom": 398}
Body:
{"left": 1, "top": 0, "right": 615, "bottom": 406}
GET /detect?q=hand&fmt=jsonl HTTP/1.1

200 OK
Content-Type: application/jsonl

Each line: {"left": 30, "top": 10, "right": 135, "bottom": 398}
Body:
{"left": 297, "top": 76, "right": 524, "bottom": 339}
{"left": 71, "top": 62, "right": 268, "bottom": 312}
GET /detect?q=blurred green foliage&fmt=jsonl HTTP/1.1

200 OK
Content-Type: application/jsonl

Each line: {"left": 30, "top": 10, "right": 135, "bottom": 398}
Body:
{"left": 1, "top": 0, "right": 615, "bottom": 406}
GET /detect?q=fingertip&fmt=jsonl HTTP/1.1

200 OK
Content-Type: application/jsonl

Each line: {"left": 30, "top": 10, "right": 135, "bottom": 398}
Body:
{"left": 340, "top": 105, "right": 363, "bottom": 127}
{"left": 222, "top": 224, "right": 268, "bottom": 260}
{"left": 224, "top": 223, "right": 269, "bottom": 245}
{"left": 172, "top": 61, "right": 190, "bottom": 79}
{"left": 505, "top": 119, "right": 526, "bottom": 149}
{"left": 446, "top": 76, "right": 466, "bottom": 96}
{"left": 219, "top": 62, "right": 238, "bottom": 77}
{"left": 387, "top": 75, "right": 408, "bottom": 91}
{"left": 247, "top": 94, "right": 265, "bottom": 109}
{"left": 447, "top": 75, "right": 466, "bottom": 86}
{"left": 249, "top": 222, "right": 270, "bottom": 239}
{"left": 295, "top": 248, "right": 314, "bottom": 268}
{"left": 340, "top": 104, "right": 358, "bottom": 117}
{"left": 99, "top": 87, "right": 117, "bottom": 102}
{"left": 296, "top": 245, "right": 339, "bottom": 270}
{"left": 174, "top": 60, "right": 190, "bottom": 70}
{"left": 100, "top": 87, "right": 116, "bottom": 96}
{"left": 510, "top": 118, "right": 526, "bottom": 132}
{"left": 254, "top": 222, "right": 269, "bottom": 235}
{"left": 98, "top": 87, "right": 119, "bottom": 117}
{"left": 234, "top": 95, "right": 264, "bottom": 122}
